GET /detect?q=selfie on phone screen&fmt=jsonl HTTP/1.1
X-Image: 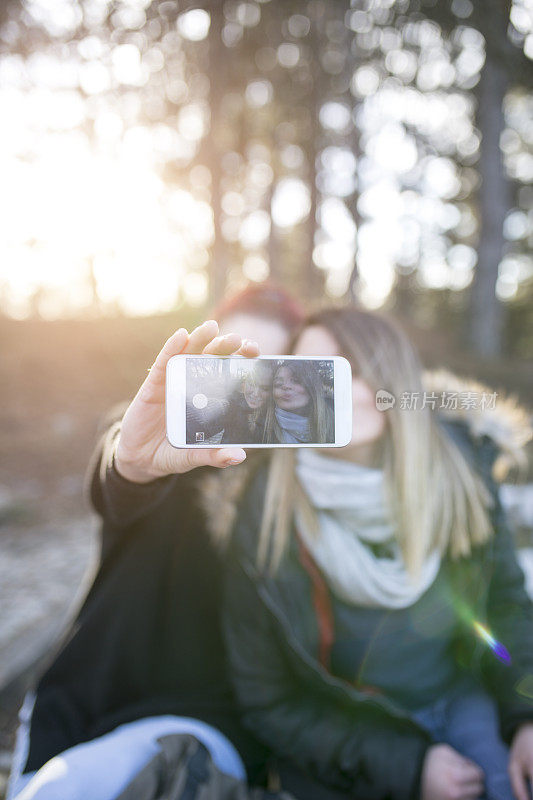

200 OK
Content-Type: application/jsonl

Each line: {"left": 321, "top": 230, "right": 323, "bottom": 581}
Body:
{"left": 184, "top": 357, "right": 335, "bottom": 445}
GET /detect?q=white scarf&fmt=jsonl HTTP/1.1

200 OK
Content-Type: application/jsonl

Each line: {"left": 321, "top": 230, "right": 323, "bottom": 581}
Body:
{"left": 275, "top": 407, "right": 310, "bottom": 443}
{"left": 295, "top": 448, "right": 441, "bottom": 609}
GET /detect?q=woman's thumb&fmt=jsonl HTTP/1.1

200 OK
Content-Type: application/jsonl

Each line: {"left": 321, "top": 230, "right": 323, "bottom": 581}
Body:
{"left": 210, "top": 448, "right": 247, "bottom": 469}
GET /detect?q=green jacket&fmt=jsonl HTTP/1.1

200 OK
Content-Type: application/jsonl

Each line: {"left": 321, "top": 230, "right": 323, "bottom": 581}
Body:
{"left": 221, "top": 416, "right": 533, "bottom": 800}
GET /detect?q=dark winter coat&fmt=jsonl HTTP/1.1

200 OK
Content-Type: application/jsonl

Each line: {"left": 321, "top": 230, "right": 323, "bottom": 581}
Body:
{"left": 219, "top": 374, "right": 533, "bottom": 800}
{"left": 21, "top": 405, "right": 269, "bottom": 784}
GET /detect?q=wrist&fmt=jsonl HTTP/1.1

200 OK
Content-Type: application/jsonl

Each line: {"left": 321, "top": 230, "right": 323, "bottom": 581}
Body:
{"left": 113, "top": 444, "right": 161, "bottom": 485}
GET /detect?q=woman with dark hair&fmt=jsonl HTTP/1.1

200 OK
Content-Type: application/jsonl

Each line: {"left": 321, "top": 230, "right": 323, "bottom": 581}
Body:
{"left": 6, "top": 284, "right": 312, "bottom": 800}
{"left": 221, "top": 362, "right": 273, "bottom": 445}
{"left": 213, "top": 283, "right": 304, "bottom": 350}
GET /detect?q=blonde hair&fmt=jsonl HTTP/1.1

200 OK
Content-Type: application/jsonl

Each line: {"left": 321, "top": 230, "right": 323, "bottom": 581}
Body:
{"left": 257, "top": 306, "right": 495, "bottom": 579}
{"left": 262, "top": 360, "right": 334, "bottom": 444}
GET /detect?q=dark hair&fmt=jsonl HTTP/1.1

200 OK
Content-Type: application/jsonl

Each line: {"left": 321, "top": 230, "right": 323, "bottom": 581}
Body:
{"left": 212, "top": 282, "right": 305, "bottom": 332}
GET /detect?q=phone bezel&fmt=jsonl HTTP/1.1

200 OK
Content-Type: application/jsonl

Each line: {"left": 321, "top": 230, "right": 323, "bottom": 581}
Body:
{"left": 166, "top": 354, "right": 352, "bottom": 448}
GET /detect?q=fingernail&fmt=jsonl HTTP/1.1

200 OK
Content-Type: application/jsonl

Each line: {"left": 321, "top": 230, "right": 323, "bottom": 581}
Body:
{"left": 224, "top": 451, "right": 246, "bottom": 465}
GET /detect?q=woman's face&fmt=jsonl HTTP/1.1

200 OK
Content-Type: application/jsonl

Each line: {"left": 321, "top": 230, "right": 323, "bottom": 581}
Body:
{"left": 219, "top": 313, "right": 290, "bottom": 355}
{"left": 293, "top": 325, "right": 386, "bottom": 450}
{"left": 243, "top": 375, "right": 270, "bottom": 409}
{"left": 273, "top": 366, "right": 310, "bottom": 411}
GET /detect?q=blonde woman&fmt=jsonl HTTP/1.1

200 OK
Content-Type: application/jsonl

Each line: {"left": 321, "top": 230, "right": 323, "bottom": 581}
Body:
{"left": 262, "top": 360, "right": 334, "bottom": 444}
{"left": 222, "top": 306, "right": 533, "bottom": 800}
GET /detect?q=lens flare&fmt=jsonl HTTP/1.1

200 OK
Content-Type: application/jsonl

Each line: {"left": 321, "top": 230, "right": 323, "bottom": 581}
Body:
{"left": 472, "top": 621, "right": 511, "bottom": 665}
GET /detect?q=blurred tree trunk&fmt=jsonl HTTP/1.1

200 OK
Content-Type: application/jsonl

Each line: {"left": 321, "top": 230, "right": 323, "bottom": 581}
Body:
{"left": 303, "top": 129, "right": 320, "bottom": 303}
{"left": 267, "top": 181, "right": 280, "bottom": 282}
{"left": 344, "top": 24, "right": 363, "bottom": 305}
{"left": 394, "top": 271, "right": 416, "bottom": 318}
{"left": 87, "top": 257, "right": 102, "bottom": 315}
{"left": 300, "top": 3, "right": 328, "bottom": 303}
{"left": 303, "top": 6, "right": 323, "bottom": 304}
{"left": 467, "top": 47, "right": 510, "bottom": 357}
{"left": 345, "top": 248, "right": 359, "bottom": 304}
{"left": 344, "top": 159, "right": 361, "bottom": 304}
{"left": 207, "top": 1, "right": 228, "bottom": 308}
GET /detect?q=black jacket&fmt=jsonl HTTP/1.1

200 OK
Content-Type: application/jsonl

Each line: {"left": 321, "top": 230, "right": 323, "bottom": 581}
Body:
{"left": 22, "top": 408, "right": 269, "bottom": 783}
{"left": 21, "top": 410, "right": 350, "bottom": 799}
{"left": 222, "top": 416, "right": 533, "bottom": 800}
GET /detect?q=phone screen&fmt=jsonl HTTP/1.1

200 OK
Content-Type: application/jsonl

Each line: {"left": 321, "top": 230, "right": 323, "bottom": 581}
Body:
{"left": 185, "top": 357, "right": 335, "bottom": 446}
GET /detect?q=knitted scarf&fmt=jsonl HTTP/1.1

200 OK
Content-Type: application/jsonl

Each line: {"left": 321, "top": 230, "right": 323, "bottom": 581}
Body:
{"left": 295, "top": 448, "right": 441, "bottom": 608}
{"left": 275, "top": 407, "right": 311, "bottom": 444}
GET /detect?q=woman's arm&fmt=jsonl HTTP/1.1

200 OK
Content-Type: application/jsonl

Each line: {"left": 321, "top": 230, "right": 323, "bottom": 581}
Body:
{"left": 84, "top": 321, "right": 261, "bottom": 530}
{"left": 448, "top": 427, "right": 533, "bottom": 740}
{"left": 84, "top": 408, "right": 179, "bottom": 530}
{"left": 223, "top": 557, "right": 432, "bottom": 800}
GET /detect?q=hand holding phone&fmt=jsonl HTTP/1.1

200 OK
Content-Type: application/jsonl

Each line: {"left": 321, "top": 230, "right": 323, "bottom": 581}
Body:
{"left": 113, "top": 320, "right": 260, "bottom": 483}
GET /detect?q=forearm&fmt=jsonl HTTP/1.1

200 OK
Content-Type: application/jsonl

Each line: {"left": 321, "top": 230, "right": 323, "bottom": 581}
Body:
{"left": 85, "top": 415, "right": 177, "bottom": 528}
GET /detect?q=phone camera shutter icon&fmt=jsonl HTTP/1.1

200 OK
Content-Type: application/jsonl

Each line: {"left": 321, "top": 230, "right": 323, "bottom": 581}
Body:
{"left": 196, "top": 432, "right": 205, "bottom": 442}
{"left": 375, "top": 389, "right": 396, "bottom": 411}
{"left": 192, "top": 393, "right": 208, "bottom": 409}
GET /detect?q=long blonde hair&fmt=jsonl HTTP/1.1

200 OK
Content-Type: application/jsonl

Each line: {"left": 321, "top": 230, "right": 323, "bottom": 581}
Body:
{"left": 257, "top": 306, "right": 495, "bottom": 580}
{"left": 262, "top": 360, "right": 334, "bottom": 444}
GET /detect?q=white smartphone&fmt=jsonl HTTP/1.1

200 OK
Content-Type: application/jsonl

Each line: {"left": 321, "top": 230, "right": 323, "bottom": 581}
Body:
{"left": 166, "top": 354, "right": 352, "bottom": 448}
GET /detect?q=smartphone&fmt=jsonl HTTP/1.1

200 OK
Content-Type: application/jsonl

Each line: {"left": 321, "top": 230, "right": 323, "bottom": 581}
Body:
{"left": 166, "top": 354, "right": 352, "bottom": 448}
